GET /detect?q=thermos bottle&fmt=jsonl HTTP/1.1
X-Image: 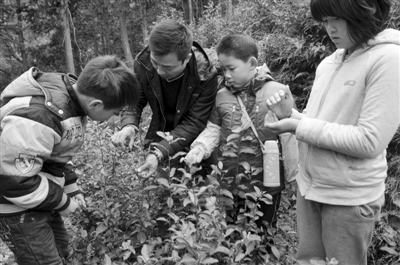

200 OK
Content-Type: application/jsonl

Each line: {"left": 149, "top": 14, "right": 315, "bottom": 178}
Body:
{"left": 263, "top": 140, "right": 280, "bottom": 187}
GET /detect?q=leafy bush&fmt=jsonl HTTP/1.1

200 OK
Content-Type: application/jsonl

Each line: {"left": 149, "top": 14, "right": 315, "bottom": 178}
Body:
{"left": 69, "top": 121, "right": 299, "bottom": 264}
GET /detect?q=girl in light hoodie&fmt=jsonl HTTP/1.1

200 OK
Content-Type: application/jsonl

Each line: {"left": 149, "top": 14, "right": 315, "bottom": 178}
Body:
{"left": 265, "top": 0, "right": 400, "bottom": 264}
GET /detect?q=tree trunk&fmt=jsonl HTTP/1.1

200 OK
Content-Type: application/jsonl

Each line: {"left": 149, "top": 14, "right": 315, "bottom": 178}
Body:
{"left": 226, "top": 0, "right": 232, "bottom": 18}
{"left": 118, "top": 3, "right": 134, "bottom": 68}
{"left": 140, "top": 0, "right": 148, "bottom": 45}
{"left": 16, "top": 0, "right": 28, "bottom": 71}
{"left": 61, "top": 0, "right": 75, "bottom": 74}
{"left": 182, "top": 0, "right": 193, "bottom": 24}
{"left": 102, "top": 0, "right": 111, "bottom": 54}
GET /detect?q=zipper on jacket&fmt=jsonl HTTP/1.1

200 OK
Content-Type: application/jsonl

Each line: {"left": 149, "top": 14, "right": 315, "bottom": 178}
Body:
{"left": 255, "top": 105, "right": 259, "bottom": 128}
{"left": 315, "top": 64, "right": 343, "bottom": 118}
{"left": 230, "top": 105, "right": 236, "bottom": 128}
{"left": 148, "top": 75, "right": 166, "bottom": 131}
{"left": 304, "top": 64, "right": 343, "bottom": 195}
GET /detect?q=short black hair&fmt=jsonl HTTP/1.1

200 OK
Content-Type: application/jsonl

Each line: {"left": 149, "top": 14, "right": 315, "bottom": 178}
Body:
{"left": 310, "top": 0, "right": 391, "bottom": 46}
{"left": 149, "top": 19, "right": 193, "bottom": 62}
{"left": 77, "top": 55, "right": 140, "bottom": 110}
{"left": 216, "top": 33, "right": 258, "bottom": 62}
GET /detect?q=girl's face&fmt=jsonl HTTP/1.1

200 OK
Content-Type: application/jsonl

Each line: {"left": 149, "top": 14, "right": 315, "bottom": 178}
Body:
{"left": 322, "top": 16, "right": 357, "bottom": 55}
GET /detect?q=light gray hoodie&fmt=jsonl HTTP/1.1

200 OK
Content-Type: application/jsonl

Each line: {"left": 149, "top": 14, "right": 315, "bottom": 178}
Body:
{"left": 296, "top": 29, "right": 400, "bottom": 205}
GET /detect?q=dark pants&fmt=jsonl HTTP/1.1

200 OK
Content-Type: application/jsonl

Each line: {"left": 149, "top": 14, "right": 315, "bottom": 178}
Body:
{"left": 256, "top": 192, "right": 281, "bottom": 228}
{"left": 227, "top": 192, "right": 281, "bottom": 228}
{"left": 0, "top": 211, "right": 69, "bottom": 265}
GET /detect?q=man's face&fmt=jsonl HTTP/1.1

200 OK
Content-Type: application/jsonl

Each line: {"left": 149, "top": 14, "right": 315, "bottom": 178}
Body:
{"left": 150, "top": 51, "right": 191, "bottom": 80}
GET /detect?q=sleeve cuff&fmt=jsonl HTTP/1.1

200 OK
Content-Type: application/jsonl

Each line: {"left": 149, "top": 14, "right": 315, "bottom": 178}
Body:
{"left": 55, "top": 193, "right": 70, "bottom": 212}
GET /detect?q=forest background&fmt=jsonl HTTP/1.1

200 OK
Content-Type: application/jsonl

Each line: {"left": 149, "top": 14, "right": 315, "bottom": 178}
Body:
{"left": 0, "top": 0, "right": 400, "bottom": 264}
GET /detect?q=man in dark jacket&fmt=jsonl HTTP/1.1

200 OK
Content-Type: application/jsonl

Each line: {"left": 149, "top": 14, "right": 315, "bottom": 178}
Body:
{"left": 111, "top": 19, "right": 218, "bottom": 177}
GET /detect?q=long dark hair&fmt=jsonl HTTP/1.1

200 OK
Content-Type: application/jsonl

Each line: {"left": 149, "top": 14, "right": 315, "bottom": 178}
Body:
{"left": 310, "top": 0, "right": 391, "bottom": 45}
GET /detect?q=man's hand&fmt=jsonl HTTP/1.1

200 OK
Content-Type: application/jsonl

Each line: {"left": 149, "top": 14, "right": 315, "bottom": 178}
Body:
{"left": 288, "top": 181, "right": 298, "bottom": 193}
{"left": 111, "top": 126, "right": 136, "bottom": 151}
{"left": 73, "top": 194, "right": 86, "bottom": 209}
{"left": 137, "top": 154, "right": 159, "bottom": 178}
{"left": 264, "top": 118, "right": 299, "bottom": 134}
{"left": 59, "top": 198, "right": 80, "bottom": 217}
{"left": 184, "top": 147, "right": 205, "bottom": 167}
{"left": 265, "top": 86, "right": 293, "bottom": 119}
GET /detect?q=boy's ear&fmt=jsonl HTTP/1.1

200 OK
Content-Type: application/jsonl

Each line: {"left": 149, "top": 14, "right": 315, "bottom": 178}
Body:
{"left": 249, "top": 57, "right": 258, "bottom": 69}
{"left": 184, "top": 53, "right": 192, "bottom": 65}
{"left": 88, "top": 99, "right": 104, "bottom": 110}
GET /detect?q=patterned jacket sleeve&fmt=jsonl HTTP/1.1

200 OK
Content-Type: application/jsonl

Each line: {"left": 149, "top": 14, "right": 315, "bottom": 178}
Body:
{"left": 0, "top": 107, "right": 71, "bottom": 212}
{"left": 190, "top": 120, "right": 221, "bottom": 159}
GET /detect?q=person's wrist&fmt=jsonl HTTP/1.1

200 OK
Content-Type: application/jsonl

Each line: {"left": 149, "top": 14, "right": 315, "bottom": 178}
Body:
{"left": 149, "top": 147, "right": 163, "bottom": 163}
{"left": 123, "top": 124, "right": 138, "bottom": 132}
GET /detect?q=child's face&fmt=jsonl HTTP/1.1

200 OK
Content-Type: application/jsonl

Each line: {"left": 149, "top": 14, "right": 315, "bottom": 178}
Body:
{"left": 322, "top": 16, "right": 357, "bottom": 55}
{"left": 87, "top": 106, "right": 122, "bottom": 121}
{"left": 218, "top": 53, "right": 254, "bottom": 88}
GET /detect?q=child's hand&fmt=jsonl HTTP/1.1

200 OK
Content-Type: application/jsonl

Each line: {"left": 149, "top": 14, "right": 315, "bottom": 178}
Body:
{"left": 265, "top": 86, "right": 293, "bottom": 119}
{"left": 184, "top": 147, "right": 205, "bottom": 167}
{"left": 137, "top": 154, "right": 158, "bottom": 178}
{"left": 111, "top": 126, "right": 136, "bottom": 151}
{"left": 73, "top": 194, "right": 87, "bottom": 209}
{"left": 59, "top": 198, "right": 81, "bottom": 217}
{"left": 264, "top": 118, "right": 299, "bottom": 134}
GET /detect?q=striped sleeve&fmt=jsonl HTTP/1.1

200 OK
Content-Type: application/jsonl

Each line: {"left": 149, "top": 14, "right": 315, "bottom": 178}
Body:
{"left": 0, "top": 110, "right": 70, "bottom": 212}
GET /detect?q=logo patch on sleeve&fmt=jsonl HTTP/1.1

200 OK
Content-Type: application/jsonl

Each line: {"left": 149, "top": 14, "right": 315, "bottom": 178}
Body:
{"left": 15, "top": 154, "right": 36, "bottom": 174}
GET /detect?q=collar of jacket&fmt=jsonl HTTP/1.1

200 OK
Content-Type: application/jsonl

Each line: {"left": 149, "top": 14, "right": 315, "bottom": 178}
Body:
{"left": 32, "top": 68, "right": 83, "bottom": 118}
{"left": 135, "top": 41, "right": 217, "bottom": 84}
{"left": 225, "top": 64, "right": 275, "bottom": 95}
{"left": 63, "top": 74, "right": 87, "bottom": 117}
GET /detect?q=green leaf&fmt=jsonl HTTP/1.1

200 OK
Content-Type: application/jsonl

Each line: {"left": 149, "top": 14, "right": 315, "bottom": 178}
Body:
{"left": 157, "top": 178, "right": 169, "bottom": 188}
{"left": 141, "top": 244, "right": 150, "bottom": 262}
{"left": 239, "top": 161, "right": 251, "bottom": 171}
{"left": 196, "top": 186, "right": 208, "bottom": 196}
{"left": 271, "top": 246, "right": 281, "bottom": 260}
{"left": 225, "top": 228, "right": 235, "bottom": 237}
{"left": 170, "top": 167, "right": 176, "bottom": 178}
{"left": 167, "top": 212, "right": 179, "bottom": 222}
{"left": 238, "top": 147, "right": 256, "bottom": 154}
{"left": 380, "top": 246, "right": 399, "bottom": 255}
{"left": 156, "top": 217, "right": 168, "bottom": 222}
{"left": 188, "top": 191, "right": 197, "bottom": 206}
{"left": 222, "top": 151, "right": 237, "bottom": 157}
{"left": 95, "top": 223, "right": 108, "bottom": 236}
{"left": 218, "top": 161, "right": 223, "bottom": 170}
{"left": 183, "top": 197, "right": 192, "bottom": 206}
{"left": 180, "top": 255, "right": 197, "bottom": 264}
{"left": 245, "top": 241, "right": 255, "bottom": 254}
{"left": 240, "top": 135, "right": 253, "bottom": 141}
{"left": 201, "top": 257, "right": 219, "bottom": 264}
{"left": 211, "top": 165, "right": 221, "bottom": 175}
{"left": 214, "top": 246, "right": 230, "bottom": 255}
{"left": 103, "top": 254, "right": 112, "bottom": 265}
{"left": 167, "top": 197, "right": 174, "bottom": 209}
{"left": 227, "top": 133, "right": 240, "bottom": 142}
{"left": 220, "top": 189, "right": 233, "bottom": 199}
{"left": 143, "top": 185, "right": 158, "bottom": 190}
{"left": 172, "top": 151, "right": 187, "bottom": 160}
{"left": 190, "top": 165, "right": 202, "bottom": 175}
{"left": 235, "top": 253, "right": 245, "bottom": 262}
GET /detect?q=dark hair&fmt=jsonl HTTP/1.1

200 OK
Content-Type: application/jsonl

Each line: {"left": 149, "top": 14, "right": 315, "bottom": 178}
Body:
{"left": 216, "top": 33, "right": 258, "bottom": 62}
{"left": 76, "top": 55, "right": 140, "bottom": 110}
{"left": 310, "top": 0, "right": 391, "bottom": 45}
{"left": 149, "top": 19, "right": 193, "bottom": 62}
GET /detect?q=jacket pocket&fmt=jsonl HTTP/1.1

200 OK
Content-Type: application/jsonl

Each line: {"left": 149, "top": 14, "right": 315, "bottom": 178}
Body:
{"left": 307, "top": 146, "right": 354, "bottom": 186}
